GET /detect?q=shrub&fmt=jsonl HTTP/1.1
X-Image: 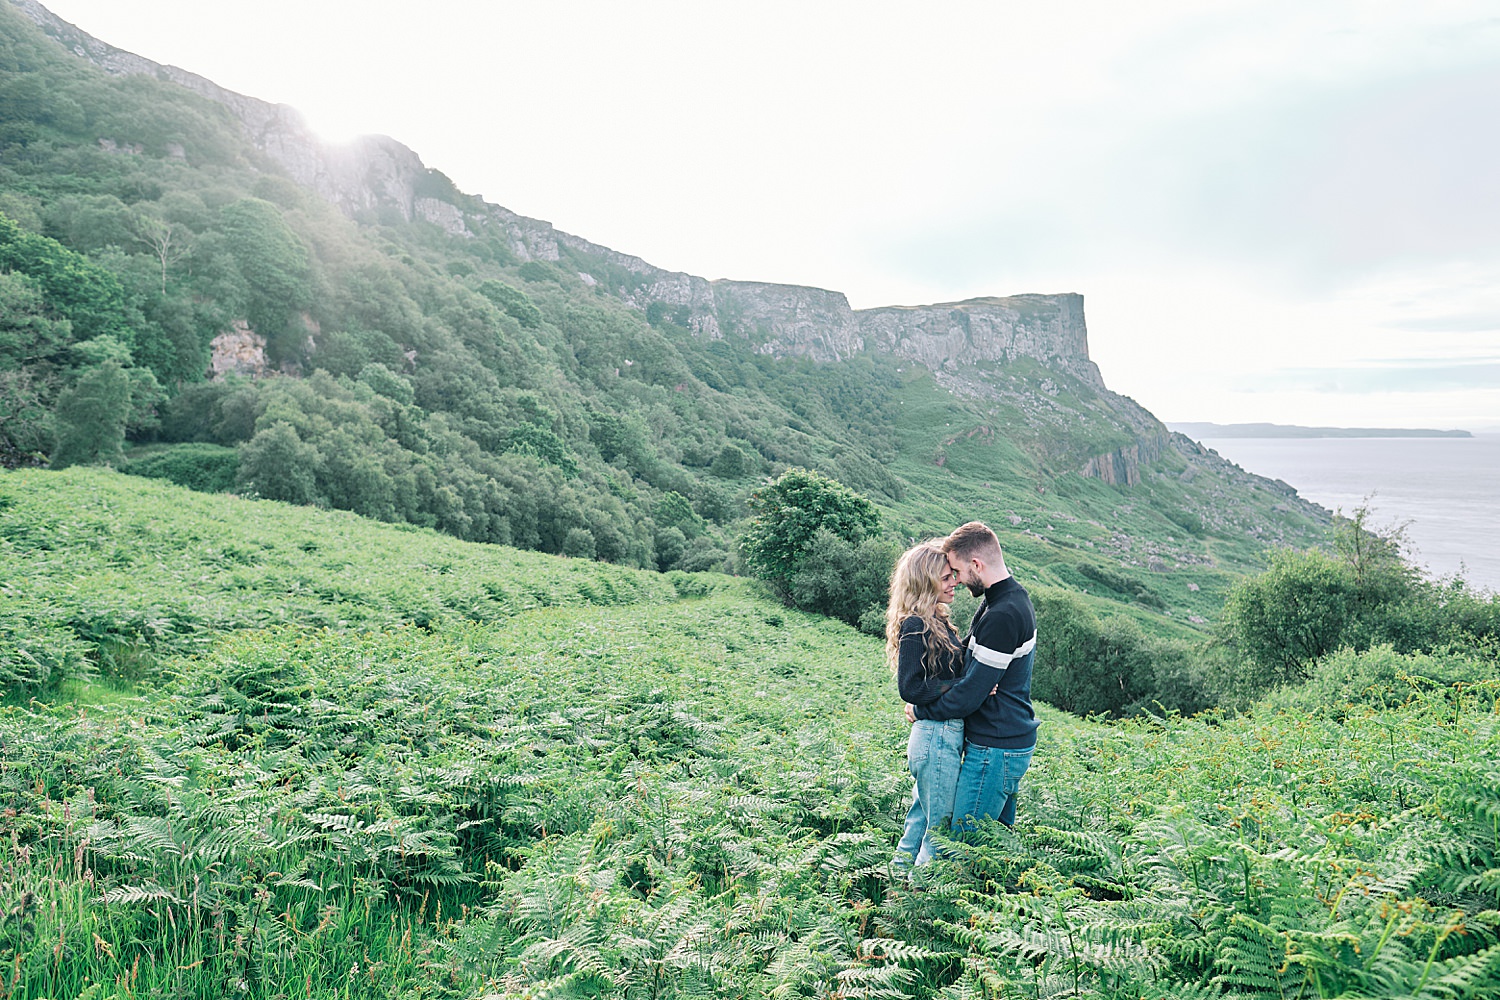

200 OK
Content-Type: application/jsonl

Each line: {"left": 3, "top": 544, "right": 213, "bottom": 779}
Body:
{"left": 673, "top": 538, "right": 734, "bottom": 574}
{"left": 739, "top": 467, "right": 880, "bottom": 600}
{"left": 1031, "top": 589, "right": 1147, "bottom": 717}
{"left": 1031, "top": 588, "right": 1211, "bottom": 717}
{"left": 237, "top": 420, "right": 323, "bottom": 505}
{"left": 125, "top": 442, "right": 239, "bottom": 492}
{"left": 477, "top": 279, "right": 542, "bottom": 328}
{"left": 49, "top": 360, "right": 132, "bottom": 467}
{"left": 710, "top": 443, "right": 749, "bottom": 479}
{"left": 562, "top": 527, "right": 597, "bottom": 559}
{"left": 785, "top": 529, "right": 898, "bottom": 627}
{"left": 1264, "top": 644, "right": 1498, "bottom": 716}
{"left": 1218, "top": 548, "right": 1358, "bottom": 690}
{"left": 653, "top": 490, "right": 704, "bottom": 538}
{"left": 654, "top": 526, "right": 686, "bottom": 571}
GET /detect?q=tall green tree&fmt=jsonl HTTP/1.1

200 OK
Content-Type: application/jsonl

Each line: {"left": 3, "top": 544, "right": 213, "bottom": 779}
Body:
{"left": 216, "top": 198, "right": 312, "bottom": 354}
{"left": 237, "top": 421, "right": 323, "bottom": 506}
{"left": 0, "top": 211, "right": 129, "bottom": 341}
{"left": 49, "top": 359, "right": 132, "bottom": 467}
{"left": 740, "top": 467, "right": 880, "bottom": 601}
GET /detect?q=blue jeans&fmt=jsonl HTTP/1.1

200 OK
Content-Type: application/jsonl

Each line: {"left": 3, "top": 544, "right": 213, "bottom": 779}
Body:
{"left": 895, "top": 718, "right": 965, "bottom": 866}
{"left": 952, "top": 741, "right": 1034, "bottom": 831}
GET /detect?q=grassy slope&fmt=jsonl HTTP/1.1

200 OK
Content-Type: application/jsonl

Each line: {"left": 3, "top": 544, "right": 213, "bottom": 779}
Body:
{"left": 4, "top": 471, "right": 1500, "bottom": 999}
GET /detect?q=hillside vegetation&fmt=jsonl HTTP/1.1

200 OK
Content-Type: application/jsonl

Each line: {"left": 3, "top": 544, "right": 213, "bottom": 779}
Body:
{"left": 4, "top": 470, "right": 1500, "bottom": 1000}
{"left": 0, "top": 0, "right": 1335, "bottom": 645}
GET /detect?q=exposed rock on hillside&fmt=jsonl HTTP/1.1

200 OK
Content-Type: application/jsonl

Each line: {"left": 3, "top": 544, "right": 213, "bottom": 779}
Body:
{"left": 208, "top": 322, "right": 267, "bottom": 379}
{"left": 857, "top": 294, "right": 1103, "bottom": 388}
{"left": 1081, "top": 433, "right": 1169, "bottom": 486}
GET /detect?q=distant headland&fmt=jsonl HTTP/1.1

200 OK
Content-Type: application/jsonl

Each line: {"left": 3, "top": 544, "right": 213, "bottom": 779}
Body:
{"left": 1169, "top": 422, "right": 1473, "bottom": 439}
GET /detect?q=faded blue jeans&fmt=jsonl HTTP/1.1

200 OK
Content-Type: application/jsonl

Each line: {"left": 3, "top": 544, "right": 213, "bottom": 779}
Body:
{"left": 952, "top": 741, "right": 1034, "bottom": 830}
{"left": 895, "top": 717, "right": 965, "bottom": 867}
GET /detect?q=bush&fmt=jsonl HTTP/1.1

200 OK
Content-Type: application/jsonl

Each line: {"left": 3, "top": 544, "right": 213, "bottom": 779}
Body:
{"left": 1031, "top": 589, "right": 1148, "bottom": 717}
{"left": 1264, "top": 644, "right": 1497, "bottom": 716}
{"left": 125, "top": 442, "right": 239, "bottom": 492}
{"left": 785, "top": 529, "right": 898, "bottom": 627}
{"left": 653, "top": 490, "right": 704, "bottom": 538}
{"left": 1076, "top": 561, "right": 1165, "bottom": 609}
{"left": 562, "top": 527, "right": 596, "bottom": 559}
{"left": 1218, "top": 549, "right": 1358, "bottom": 690}
{"left": 654, "top": 526, "right": 686, "bottom": 571}
{"left": 49, "top": 360, "right": 132, "bottom": 467}
{"left": 673, "top": 538, "right": 734, "bottom": 575}
{"left": 477, "top": 279, "right": 542, "bottom": 328}
{"left": 237, "top": 420, "right": 322, "bottom": 505}
{"left": 1031, "top": 588, "right": 1211, "bottom": 718}
{"left": 739, "top": 467, "right": 880, "bottom": 600}
{"left": 710, "top": 443, "right": 749, "bottom": 479}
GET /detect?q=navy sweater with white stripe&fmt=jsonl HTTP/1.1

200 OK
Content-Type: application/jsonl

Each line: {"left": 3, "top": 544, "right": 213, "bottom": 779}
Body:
{"left": 912, "top": 576, "right": 1039, "bottom": 748}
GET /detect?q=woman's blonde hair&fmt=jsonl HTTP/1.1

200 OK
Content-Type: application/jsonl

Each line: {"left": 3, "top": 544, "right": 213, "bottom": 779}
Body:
{"left": 886, "top": 540, "right": 959, "bottom": 677}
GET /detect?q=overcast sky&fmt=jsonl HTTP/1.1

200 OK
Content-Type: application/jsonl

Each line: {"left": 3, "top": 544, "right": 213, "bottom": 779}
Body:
{"left": 34, "top": 0, "right": 1500, "bottom": 431}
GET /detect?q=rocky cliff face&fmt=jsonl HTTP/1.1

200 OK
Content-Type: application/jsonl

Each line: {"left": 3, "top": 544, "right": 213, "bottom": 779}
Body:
{"left": 856, "top": 294, "right": 1103, "bottom": 388}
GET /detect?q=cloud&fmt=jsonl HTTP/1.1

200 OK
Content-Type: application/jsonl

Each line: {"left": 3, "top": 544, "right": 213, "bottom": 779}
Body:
{"left": 1385, "top": 314, "right": 1500, "bottom": 334}
{"left": 1243, "top": 359, "right": 1500, "bottom": 393}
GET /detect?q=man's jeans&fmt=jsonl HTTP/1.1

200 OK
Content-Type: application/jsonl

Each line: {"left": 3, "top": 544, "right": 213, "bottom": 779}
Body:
{"left": 895, "top": 718, "right": 965, "bottom": 866}
{"left": 953, "top": 741, "right": 1035, "bottom": 830}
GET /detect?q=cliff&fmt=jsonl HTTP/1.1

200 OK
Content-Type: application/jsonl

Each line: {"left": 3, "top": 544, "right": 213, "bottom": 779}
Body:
{"left": 14, "top": 0, "right": 1105, "bottom": 385}
{"left": 857, "top": 294, "right": 1103, "bottom": 388}
{"left": 15, "top": 0, "right": 1174, "bottom": 486}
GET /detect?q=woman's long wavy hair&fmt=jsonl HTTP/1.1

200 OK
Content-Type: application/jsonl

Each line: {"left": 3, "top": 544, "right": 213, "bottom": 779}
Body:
{"left": 885, "top": 540, "right": 959, "bottom": 677}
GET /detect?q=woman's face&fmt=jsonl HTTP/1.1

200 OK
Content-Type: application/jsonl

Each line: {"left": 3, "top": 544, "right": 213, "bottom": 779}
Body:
{"left": 937, "top": 564, "right": 958, "bottom": 606}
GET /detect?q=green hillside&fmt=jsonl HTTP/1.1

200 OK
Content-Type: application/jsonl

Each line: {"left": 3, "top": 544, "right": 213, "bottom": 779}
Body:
{"left": 4, "top": 471, "right": 1500, "bottom": 999}
{"left": 0, "top": 0, "right": 1331, "bottom": 644}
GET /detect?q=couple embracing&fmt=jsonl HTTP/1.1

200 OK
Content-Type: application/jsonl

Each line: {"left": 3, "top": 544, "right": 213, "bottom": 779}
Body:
{"left": 888, "top": 521, "right": 1038, "bottom": 867}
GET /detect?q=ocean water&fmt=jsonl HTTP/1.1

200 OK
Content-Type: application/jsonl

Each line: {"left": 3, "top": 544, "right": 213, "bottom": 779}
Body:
{"left": 1198, "top": 435, "right": 1500, "bottom": 593}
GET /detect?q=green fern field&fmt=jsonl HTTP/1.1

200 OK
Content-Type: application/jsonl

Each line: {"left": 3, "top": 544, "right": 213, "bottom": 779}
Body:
{"left": 3, "top": 470, "right": 1500, "bottom": 999}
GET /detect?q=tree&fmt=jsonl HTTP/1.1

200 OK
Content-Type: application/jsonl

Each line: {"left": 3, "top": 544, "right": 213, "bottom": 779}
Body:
{"left": 653, "top": 490, "right": 704, "bottom": 539}
{"left": 217, "top": 198, "right": 311, "bottom": 353}
{"left": 710, "top": 443, "right": 749, "bottom": 479}
{"left": 49, "top": 360, "right": 132, "bottom": 468}
{"left": 0, "top": 211, "right": 130, "bottom": 341}
{"left": 237, "top": 421, "right": 323, "bottom": 506}
{"left": 130, "top": 214, "right": 190, "bottom": 293}
{"left": 786, "top": 529, "right": 898, "bottom": 628}
{"left": 477, "top": 279, "right": 542, "bottom": 329}
{"left": 1218, "top": 549, "right": 1358, "bottom": 689}
{"left": 740, "top": 467, "right": 880, "bottom": 599}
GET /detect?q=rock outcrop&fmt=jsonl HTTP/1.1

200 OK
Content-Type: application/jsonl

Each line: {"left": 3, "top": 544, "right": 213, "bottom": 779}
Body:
{"left": 208, "top": 322, "right": 268, "bottom": 379}
{"left": 1080, "top": 433, "right": 1169, "bottom": 486}
{"left": 857, "top": 294, "right": 1103, "bottom": 388}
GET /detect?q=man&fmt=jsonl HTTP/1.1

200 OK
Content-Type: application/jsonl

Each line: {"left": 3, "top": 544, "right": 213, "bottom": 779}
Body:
{"left": 907, "top": 521, "right": 1038, "bottom": 829}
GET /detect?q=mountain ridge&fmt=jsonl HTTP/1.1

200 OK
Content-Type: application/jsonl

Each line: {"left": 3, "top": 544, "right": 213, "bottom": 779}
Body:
{"left": 11, "top": 0, "right": 1108, "bottom": 389}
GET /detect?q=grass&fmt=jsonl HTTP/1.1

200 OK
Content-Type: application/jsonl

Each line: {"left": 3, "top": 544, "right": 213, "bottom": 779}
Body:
{"left": 5, "top": 470, "right": 1498, "bottom": 998}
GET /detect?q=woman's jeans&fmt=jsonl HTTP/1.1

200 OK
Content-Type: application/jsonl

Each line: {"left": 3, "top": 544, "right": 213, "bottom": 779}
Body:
{"left": 895, "top": 718, "right": 965, "bottom": 867}
{"left": 953, "top": 741, "right": 1035, "bottom": 831}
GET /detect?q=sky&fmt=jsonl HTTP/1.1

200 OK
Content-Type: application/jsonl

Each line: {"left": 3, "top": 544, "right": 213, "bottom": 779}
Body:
{"left": 33, "top": 0, "right": 1500, "bottom": 431}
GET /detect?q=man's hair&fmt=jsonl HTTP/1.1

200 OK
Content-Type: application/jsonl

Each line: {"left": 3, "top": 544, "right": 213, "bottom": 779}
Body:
{"left": 943, "top": 521, "right": 1002, "bottom": 563}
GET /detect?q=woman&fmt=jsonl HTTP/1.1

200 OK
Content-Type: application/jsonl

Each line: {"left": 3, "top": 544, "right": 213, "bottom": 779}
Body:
{"left": 888, "top": 540, "right": 963, "bottom": 868}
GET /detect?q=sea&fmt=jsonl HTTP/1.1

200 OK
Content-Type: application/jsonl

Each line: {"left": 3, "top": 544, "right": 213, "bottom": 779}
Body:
{"left": 1197, "top": 435, "right": 1500, "bottom": 593}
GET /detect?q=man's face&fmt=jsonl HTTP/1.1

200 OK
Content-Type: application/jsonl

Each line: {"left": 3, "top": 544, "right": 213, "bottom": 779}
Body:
{"left": 947, "top": 552, "right": 985, "bottom": 597}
